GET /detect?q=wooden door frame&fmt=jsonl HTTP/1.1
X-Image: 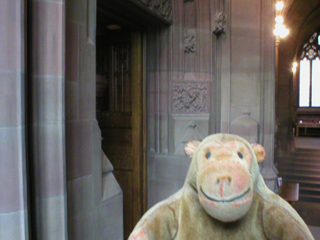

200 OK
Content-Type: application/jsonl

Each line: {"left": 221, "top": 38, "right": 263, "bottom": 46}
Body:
{"left": 131, "top": 31, "right": 147, "bottom": 225}
{"left": 142, "top": 33, "right": 148, "bottom": 215}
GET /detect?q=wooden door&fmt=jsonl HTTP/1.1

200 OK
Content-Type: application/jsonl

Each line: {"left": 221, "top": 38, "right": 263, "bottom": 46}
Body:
{"left": 96, "top": 31, "right": 146, "bottom": 239}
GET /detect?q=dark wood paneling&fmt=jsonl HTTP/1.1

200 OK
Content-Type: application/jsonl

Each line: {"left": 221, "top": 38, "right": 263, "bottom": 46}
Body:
{"left": 101, "top": 128, "right": 132, "bottom": 145}
{"left": 103, "top": 145, "right": 132, "bottom": 170}
{"left": 97, "top": 115, "right": 132, "bottom": 128}
{"left": 96, "top": 30, "right": 146, "bottom": 239}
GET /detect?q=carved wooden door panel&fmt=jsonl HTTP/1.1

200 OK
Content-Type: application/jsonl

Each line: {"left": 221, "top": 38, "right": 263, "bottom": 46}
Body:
{"left": 96, "top": 31, "right": 145, "bottom": 239}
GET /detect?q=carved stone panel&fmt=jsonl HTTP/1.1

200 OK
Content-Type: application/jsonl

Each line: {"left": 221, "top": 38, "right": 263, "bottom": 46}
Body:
{"left": 173, "top": 82, "right": 209, "bottom": 113}
{"left": 172, "top": 114, "right": 210, "bottom": 155}
{"left": 136, "top": 0, "right": 173, "bottom": 21}
{"left": 153, "top": 0, "right": 172, "bottom": 20}
{"left": 184, "top": 28, "right": 196, "bottom": 53}
{"left": 213, "top": 12, "right": 227, "bottom": 36}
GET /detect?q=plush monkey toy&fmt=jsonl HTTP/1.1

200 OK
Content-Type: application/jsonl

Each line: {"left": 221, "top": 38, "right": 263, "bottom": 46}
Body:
{"left": 129, "top": 134, "right": 314, "bottom": 240}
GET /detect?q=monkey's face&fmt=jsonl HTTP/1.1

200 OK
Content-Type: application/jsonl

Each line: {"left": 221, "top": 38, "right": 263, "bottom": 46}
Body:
{"left": 196, "top": 140, "right": 254, "bottom": 222}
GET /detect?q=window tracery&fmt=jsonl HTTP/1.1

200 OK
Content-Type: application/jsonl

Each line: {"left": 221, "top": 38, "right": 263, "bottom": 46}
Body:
{"left": 299, "top": 31, "right": 320, "bottom": 107}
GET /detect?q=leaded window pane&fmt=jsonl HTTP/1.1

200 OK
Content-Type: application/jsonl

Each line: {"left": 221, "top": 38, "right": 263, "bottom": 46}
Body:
{"left": 311, "top": 57, "right": 320, "bottom": 107}
{"left": 299, "top": 58, "right": 310, "bottom": 107}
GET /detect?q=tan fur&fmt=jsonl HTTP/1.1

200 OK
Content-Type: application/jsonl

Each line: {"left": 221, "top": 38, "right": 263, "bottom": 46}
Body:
{"left": 129, "top": 134, "right": 314, "bottom": 240}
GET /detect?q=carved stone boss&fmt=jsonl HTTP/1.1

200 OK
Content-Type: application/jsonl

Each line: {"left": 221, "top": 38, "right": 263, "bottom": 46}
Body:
{"left": 184, "top": 28, "right": 196, "bottom": 53}
{"left": 173, "top": 83, "right": 208, "bottom": 113}
{"left": 213, "top": 12, "right": 227, "bottom": 36}
{"left": 137, "top": 0, "right": 173, "bottom": 21}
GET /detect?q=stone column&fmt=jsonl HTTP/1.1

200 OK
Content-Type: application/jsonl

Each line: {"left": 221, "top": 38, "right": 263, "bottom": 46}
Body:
{"left": 259, "top": 0, "right": 278, "bottom": 191}
{"left": 31, "top": 0, "right": 67, "bottom": 238}
{"left": 0, "top": 1, "right": 29, "bottom": 239}
{"left": 221, "top": 0, "right": 277, "bottom": 190}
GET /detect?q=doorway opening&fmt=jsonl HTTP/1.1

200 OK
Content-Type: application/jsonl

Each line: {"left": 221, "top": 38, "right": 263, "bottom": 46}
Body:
{"left": 96, "top": 9, "right": 147, "bottom": 239}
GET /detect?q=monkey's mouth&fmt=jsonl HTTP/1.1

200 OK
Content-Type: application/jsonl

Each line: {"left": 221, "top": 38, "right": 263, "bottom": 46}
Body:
{"left": 200, "top": 187, "right": 251, "bottom": 203}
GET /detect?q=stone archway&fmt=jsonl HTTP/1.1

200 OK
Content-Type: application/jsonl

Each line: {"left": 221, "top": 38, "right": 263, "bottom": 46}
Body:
{"left": 275, "top": 0, "right": 320, "bottom": 157}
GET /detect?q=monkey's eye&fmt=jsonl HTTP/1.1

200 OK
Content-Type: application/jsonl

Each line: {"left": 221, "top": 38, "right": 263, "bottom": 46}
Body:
{"left": 238, "top": 152, "right": 243, "bottom": 159}
{"left": 206, "top": 152, "right": 211, "bottom": 159}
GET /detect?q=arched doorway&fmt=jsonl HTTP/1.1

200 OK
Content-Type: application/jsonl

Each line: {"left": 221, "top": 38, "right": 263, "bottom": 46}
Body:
{"left": 95, "top": 1, "right": 172, "bottom": 238}
{"left": 275, "top": 0, "right": 320, "bottom": 204}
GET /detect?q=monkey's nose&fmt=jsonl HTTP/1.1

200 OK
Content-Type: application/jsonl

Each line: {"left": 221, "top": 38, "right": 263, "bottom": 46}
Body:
{"left": 216, "top": 176, "right": 232, "bottom": 185}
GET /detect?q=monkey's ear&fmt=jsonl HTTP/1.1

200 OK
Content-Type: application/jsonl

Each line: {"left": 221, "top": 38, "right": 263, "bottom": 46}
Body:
{"left": 251, "top": 143, "right": 266, "bottom": 163}
{"left": 184, "top": 140, "right": 201, "bottom": 158}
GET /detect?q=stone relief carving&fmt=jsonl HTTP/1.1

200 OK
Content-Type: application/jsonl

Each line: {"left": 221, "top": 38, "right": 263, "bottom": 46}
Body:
{"left": 139, "top": 0, "right": 172, "bottom": 21}
{"left": 213, "top": 12, "right": 227, "bottom": 36}
{"left": 184, "top": 28, "right": 196, "bottom": 53}
{"left": 173, "top": 83, "right": 208, "bottom": 113}
{"left": 174, "top": 121, "right": 203, "bottom": 155}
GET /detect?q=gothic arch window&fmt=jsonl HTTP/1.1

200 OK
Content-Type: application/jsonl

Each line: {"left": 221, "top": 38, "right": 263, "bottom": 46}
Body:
{"left": 299, "top": 31, "right": 320, "bottom": 107}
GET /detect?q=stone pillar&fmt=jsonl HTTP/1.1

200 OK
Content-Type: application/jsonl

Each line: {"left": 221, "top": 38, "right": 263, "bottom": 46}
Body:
{"left": 259, "top": 0, "right": 278, "bottom": 191}
{"left": 0, "top": 1, "right": 29, "bottom": 239}
{"left": 31, "top": 0, "right": 67, "bottom": 238}
{"left": 222, "top": 0, "right": 277, "bottom": 190}
{"left": 66, "top": 0, "right": 123, "bottom": 239}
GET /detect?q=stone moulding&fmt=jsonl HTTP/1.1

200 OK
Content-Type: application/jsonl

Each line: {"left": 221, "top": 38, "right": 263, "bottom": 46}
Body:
{"left": 173, "top": 82, "right": 209, "bottom": 113}
{"left": 153, "top": 0, "right": 172, "bottom": 20}
{"left": 172, "top": 114, "right": 210, "bottom": 155}
{"left": 137, "top": 0, "right": 173, "bottom": 21}
{"left": 213, "top": 12, "right": 227, "bottom": 36}
{"left": 184, "top": 28, "right": 196, "bottom": 53}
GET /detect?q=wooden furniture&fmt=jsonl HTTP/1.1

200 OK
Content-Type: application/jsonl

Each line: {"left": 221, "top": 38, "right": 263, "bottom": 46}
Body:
{"left": 279, "top": 182, "right": 300, "bottom": 205}
{"left": 295, "top": 108, "right": 320, "bottom": 137}
{"left": 296, "top": 116, "right": 320, "bottom": 137}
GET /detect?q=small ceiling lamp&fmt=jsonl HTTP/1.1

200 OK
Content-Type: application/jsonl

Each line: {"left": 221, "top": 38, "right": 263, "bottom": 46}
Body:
{"left": 107, "top": 24, "right": 121, "bottom": 30}
{"left": 274, "top": 23, "right": 289, "bottom": 38}
{"left": 292, "top": 62, "right": 298, "bottom": 73}
{"left": 276, "top": 1, "right": 284, "bottom": 10}
{"left": 275, "top": 16, "right": 284, "bottom": 24}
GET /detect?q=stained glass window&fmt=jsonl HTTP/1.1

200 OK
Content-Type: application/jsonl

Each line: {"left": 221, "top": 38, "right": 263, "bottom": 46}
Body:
{"left": 299, "top": 32, "right": 320, "bottom": 107}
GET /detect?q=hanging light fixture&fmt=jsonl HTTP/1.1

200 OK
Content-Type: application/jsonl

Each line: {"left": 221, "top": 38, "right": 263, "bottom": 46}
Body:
{"left": 107, "top": 24, "right": 121, "bottom": 30}
{"left": 274, "top": 1, "right": 289, "bottom": 39}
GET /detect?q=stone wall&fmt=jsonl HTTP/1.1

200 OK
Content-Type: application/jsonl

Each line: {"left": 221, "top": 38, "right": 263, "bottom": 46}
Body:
{"left": 0, "top": 0, "right": 278, "bottom": 237}
{"left": 147, "top": 0, "right": 277, "bottom": 208}
{"left": 0, "top": 0, "right": 124, "bottom": 239}
{"left": 0, "top": 1, "right": 29, "bottom": 239}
